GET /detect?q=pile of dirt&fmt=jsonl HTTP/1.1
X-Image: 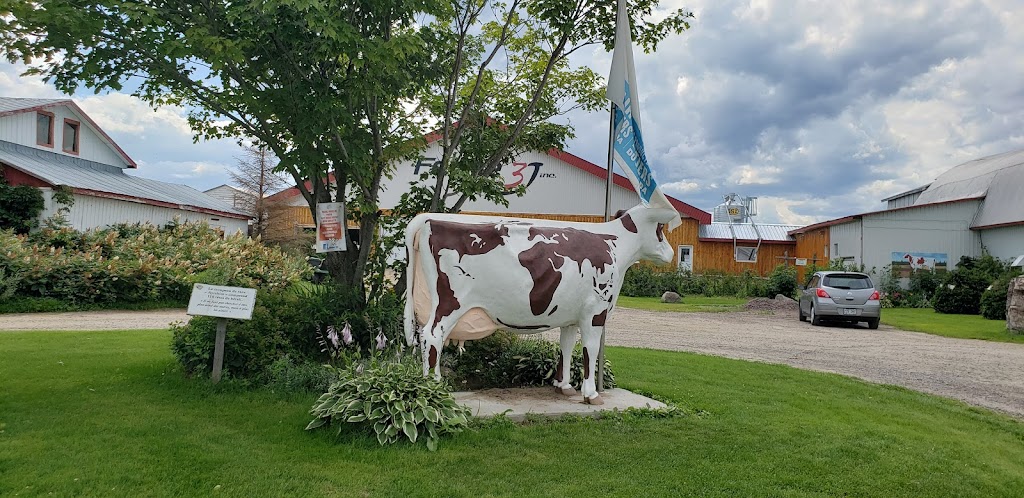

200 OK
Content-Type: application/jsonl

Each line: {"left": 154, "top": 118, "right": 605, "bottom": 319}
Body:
{"left": 744, "top": 297, "right": 798, "bottom": 312}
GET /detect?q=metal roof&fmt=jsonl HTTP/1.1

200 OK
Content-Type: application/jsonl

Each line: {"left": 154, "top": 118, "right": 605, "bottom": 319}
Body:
{"left": 0, "top": 97, "right": 72, "bottom": 115}
{"left": 880, "top": 184, "right": 929, "bottom": 202}
{"left": 914, "top": 148, "right": 1024, "bottom": 228}
{"left": 0, "top": 140, "right": 248, "bottom": 218}
{"left": 699, "top": 222, "right": 800, "bottom": 242}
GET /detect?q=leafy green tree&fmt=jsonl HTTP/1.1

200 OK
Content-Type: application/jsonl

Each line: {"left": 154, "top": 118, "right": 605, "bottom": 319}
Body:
{"left": 0, "top": 0, "right": 692, "bottom": 306}
{"left": 0, "top": 171, "right": 44, "bottom": 234}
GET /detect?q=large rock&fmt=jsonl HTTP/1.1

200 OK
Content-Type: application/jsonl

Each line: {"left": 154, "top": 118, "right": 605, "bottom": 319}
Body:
{"left": 1008, "top": 277, "right": 1024, "bottom": 334}
{"left": 774, "top": 294, "right": 797, "bottom": 303}
{"left": 661, "top": 291, "right": 682, "bottom": 303}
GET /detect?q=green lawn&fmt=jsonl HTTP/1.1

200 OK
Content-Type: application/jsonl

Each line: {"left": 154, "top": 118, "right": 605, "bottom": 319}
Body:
{"left": 3, "top": 330, "right": 1024, "bottom": 496}
{"left": 616, "top": 295, "right": 748, "bottom": 312}
{"left": 881, "top": 308, "right": 1024, "bottom": 343}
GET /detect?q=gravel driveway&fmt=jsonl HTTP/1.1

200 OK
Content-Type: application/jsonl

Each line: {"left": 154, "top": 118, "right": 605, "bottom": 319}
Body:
{"left": 4, "top": 306, "right": 1023, "bottom": 418}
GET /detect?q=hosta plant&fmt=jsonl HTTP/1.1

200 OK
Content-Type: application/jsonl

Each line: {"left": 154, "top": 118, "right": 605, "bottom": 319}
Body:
{"left": 306, "top": 361, "right": 471, "bottom": 451}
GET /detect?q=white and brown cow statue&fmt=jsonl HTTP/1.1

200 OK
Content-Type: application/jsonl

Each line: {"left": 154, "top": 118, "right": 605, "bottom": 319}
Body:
{"left": 403, "top": 204, "right": 679, "bottom": 405}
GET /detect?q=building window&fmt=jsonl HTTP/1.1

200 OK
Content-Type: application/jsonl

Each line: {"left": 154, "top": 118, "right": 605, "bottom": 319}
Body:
{"left": 62, "top": 118, "right": 80, "bottom": 154}
{"left": 834, "top": 243, "right": 839, "bottom": 256}
{"left": 36, "top": 111, "right": 55, "bottom": 147}
{"left": 735, "top": 246, "right": 758, "bottom": 263}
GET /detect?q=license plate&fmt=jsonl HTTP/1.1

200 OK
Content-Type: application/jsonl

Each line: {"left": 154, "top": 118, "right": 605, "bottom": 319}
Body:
{"left": 842, "top": 308, "right": 859, "bottom": 316}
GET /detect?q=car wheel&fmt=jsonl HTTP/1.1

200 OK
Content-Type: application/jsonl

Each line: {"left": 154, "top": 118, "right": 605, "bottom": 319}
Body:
{"left": 809, "top": 304, "right": 822, "bottom": 326}
{"left": 867, "top": 318, "right": 879, "bottom": 330}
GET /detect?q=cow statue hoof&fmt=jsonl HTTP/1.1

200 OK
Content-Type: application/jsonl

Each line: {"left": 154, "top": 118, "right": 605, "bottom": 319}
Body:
{"left": 584, "top": 395, "right": 604, "bottom": 406}
{"left": 559, "top": 386, "right": 577, "bottom": 396}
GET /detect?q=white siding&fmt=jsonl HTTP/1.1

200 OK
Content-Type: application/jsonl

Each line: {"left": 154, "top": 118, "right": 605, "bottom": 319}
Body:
{"left": 38, "top": 189, "right": 248, "bottom": 236}
{"left": 0, "top": 106, "right": 128, "bottom": 167}
{"left": 859, "top": 200, "right": 983, "bottom": 273}
{"left": 979, "top": 225, "right": 1024, "bottom": 261}
{"left": 829, "top": 221, "right": 862, "bottom": 265}
{"left": 204, "top": 185, "right": 253, "bottom": 212}
{"left": 286, "top": 143, "right": 657, "bottom": 217}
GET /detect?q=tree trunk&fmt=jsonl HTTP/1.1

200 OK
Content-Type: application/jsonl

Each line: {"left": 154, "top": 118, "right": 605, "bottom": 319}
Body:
{"left": 1008, "top": 276, "right": 1024, "bottom": 334}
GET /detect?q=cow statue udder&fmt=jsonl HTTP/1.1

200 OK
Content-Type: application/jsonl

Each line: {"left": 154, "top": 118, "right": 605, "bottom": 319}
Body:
{"left": 403, "top": 204, "right": 679, "bottom": 405}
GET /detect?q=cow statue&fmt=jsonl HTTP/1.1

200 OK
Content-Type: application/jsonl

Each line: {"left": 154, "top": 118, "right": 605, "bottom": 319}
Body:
{"left": 403, "top": 204, "right": 679, "bottom": 405}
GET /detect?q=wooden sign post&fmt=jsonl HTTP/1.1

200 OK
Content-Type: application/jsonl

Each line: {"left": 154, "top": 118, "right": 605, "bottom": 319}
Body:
{"left": 186, "top": 284, "right": 257, "bottom": 383}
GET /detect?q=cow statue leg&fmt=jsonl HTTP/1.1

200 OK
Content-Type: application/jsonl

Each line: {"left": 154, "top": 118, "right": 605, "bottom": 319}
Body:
{"left": 553, "top": 325, "right": 578, "bottom": 395}
{"left": 578, "top": 322, "right": 605, "bottom": 405}
{"left": 420, "top": 320, "right": 445, "bottom": 380}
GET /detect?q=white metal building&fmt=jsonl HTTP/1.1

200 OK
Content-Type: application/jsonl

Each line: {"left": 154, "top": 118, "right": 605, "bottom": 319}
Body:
{"left": 0, "top": 97, "right": 249, "bottom": 235}
{"left": 790, "top": 148, "right": 1024, "bottom": 274}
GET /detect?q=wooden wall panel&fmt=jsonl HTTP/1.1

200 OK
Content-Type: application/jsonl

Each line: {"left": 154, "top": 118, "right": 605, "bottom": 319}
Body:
{"left": 792, "top": 227, "right": 830, "bottom": 281}
{"left": 693, "top": 241, "right": 796, "bottom": 276}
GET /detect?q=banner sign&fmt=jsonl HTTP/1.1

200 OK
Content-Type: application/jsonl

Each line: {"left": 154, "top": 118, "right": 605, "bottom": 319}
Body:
{"left": 606, "top": 0, "right": 681, "bottom": 230}
{"left": 316, "top": 202, "right": 347, "bottom": 253}
{"left": 891, "top": 251, "right": 948, "bottom": 276}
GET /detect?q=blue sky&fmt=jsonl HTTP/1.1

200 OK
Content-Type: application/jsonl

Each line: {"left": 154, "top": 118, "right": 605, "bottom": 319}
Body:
{"left": 3, "top": 0, "right": 1022, "bottom": 224}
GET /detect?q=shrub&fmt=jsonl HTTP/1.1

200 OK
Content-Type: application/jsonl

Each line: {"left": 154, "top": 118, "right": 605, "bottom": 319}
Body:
{"left": 444, "top": 333, "right": 615, "bottom": 390}
{"left": 0, "top": 174, "right": 45, "bottom": 234}
{"left": 933, "top": 270, "right": 989, "bottom": 315}
{"left": 621, "top": 265, "right": 682, "bottom": 297}
{"left": 981, "top": 272, "right": 1022, "bottom": 320}
{"left": 908, "top": 269, "right": 940, "bottom": 300}
{"left": 765, "top": 264, "right": 798, "bottom": 299}
{"left": 306, "top": 360, "right": 471, "bottom": 450}
{"left": 265, "top": 356, "right": 340, "bottom": 394}
{"left": 171, "top": 290, "right": 318, "bottom": 379}
{"left": 1, "top": 221, "right": 310, "bottom": 306}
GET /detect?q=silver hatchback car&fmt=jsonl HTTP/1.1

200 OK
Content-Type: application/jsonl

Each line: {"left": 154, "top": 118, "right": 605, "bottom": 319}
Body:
{"left": 798, "top": 271, "right": 881, "bottom": 329}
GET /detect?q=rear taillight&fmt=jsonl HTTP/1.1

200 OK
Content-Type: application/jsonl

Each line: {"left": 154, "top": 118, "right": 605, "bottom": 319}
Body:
{"left": 869, "top": 291, "right": 880, "bottom": 301}
{"left": 816, "top": 288, "right": 831, "bottom": 299}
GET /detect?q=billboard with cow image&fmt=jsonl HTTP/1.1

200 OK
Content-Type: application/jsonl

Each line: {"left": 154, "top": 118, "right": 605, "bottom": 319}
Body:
{"left": 891, "top": 252, "right": 948, "bottom": 277}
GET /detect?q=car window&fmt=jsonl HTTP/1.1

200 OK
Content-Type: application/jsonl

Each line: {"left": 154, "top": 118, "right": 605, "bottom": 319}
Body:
{"left": 807, "top": 276, "right": 820, "bottom": 288}
{"left": 823, "top": 274, "right": 872, "bottom": 289}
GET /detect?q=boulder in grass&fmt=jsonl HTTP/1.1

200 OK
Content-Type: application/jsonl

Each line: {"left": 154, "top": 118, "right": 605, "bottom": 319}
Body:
{"left": 774, "top": 294, "right": 797, "bottom": 303}
{"left": 1009, "top": 277, "right": 1024, "bottom": 334}
{"left": 661, "top": 291, "right": 682, "bottom": 303}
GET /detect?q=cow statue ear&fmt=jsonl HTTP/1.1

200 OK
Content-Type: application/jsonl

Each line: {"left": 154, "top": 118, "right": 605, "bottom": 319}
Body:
{"left": 612, "top": 209, "right": 628, "bottom": 220}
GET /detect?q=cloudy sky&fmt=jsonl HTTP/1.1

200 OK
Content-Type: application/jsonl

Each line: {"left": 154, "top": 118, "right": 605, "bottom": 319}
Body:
{"left": 2, "top": 0, "right": 1022, "bottom": 225}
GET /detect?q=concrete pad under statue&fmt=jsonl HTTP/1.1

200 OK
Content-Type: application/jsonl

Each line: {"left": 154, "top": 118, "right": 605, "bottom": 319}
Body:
{"left": 453, "top": 387, "right": 666, "bottom": 421}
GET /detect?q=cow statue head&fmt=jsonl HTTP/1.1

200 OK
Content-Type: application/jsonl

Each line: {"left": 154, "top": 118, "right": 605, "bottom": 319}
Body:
{"left": 617, "top": 204, "right": 679, "bottom": 265}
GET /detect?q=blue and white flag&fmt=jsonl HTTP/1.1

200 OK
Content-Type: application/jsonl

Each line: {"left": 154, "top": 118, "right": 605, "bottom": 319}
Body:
{"left": 607, "top": 0, "right": 681, "bottom": 229}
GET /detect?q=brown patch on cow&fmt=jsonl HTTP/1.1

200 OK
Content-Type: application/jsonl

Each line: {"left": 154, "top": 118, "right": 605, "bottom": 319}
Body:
{"left": 428, "top": 220, "right": 509, "bottom": 327}
{"left": 495, "top": 318, "right": 549, "bottom": 330}
{"left": 592, "top": 310, "right": 608, "bottom": 326}
{"left": 554, "top": 352, "right": 564, "bottom": 382}
{"left": 548, "top": 305, "right": 558, "bottom": 316}
{"left": 619, "top": 213, "right": 638, "bottom": 233}
{"left": 517, "top": 242, "right": 565, "bottom": 315}
{"left": 583, "top": 347, "right": 591, "bottom": 379}
{"left": 656, "top": 223, "right": 665, "bottom": 242}
{"left": 518, "top": 227, "right": 618, "bottom": 315}
{"left": 428, "top": 345, "right": 438, "bottom": 369}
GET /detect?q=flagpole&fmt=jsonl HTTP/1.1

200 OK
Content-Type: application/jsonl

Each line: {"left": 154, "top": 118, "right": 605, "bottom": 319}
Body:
{"left": 599, "top": 2, "right": 621, "bottom": 394}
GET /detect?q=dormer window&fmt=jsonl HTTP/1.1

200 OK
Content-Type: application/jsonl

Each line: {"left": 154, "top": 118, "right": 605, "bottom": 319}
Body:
{"left": 62, "top": 118, "right": 80, "bottom": 154}
{"left": 36, "top": 111, "right": 54, "bottom": 147}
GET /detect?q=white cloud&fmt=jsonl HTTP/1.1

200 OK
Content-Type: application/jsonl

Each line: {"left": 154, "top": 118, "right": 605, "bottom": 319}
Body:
{"left": 77, "top": 93, "right": 194, "bottom": 137}
{"left": 663, "top": 180, "right": 701, "bottom": 193}
{"left": 728, "top": 165, "right": 782, "bottom": 185}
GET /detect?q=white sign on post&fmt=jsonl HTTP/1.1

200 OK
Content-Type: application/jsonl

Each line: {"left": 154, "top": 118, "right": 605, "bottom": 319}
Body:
{"left": 187, "top": 284, "right": 257, "bottom": 320}
{"left": 186, "top": 284, "right": 257, "bottom": 383}
{"left": 795, "top": 258, "right": 808, "bottom": 266}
